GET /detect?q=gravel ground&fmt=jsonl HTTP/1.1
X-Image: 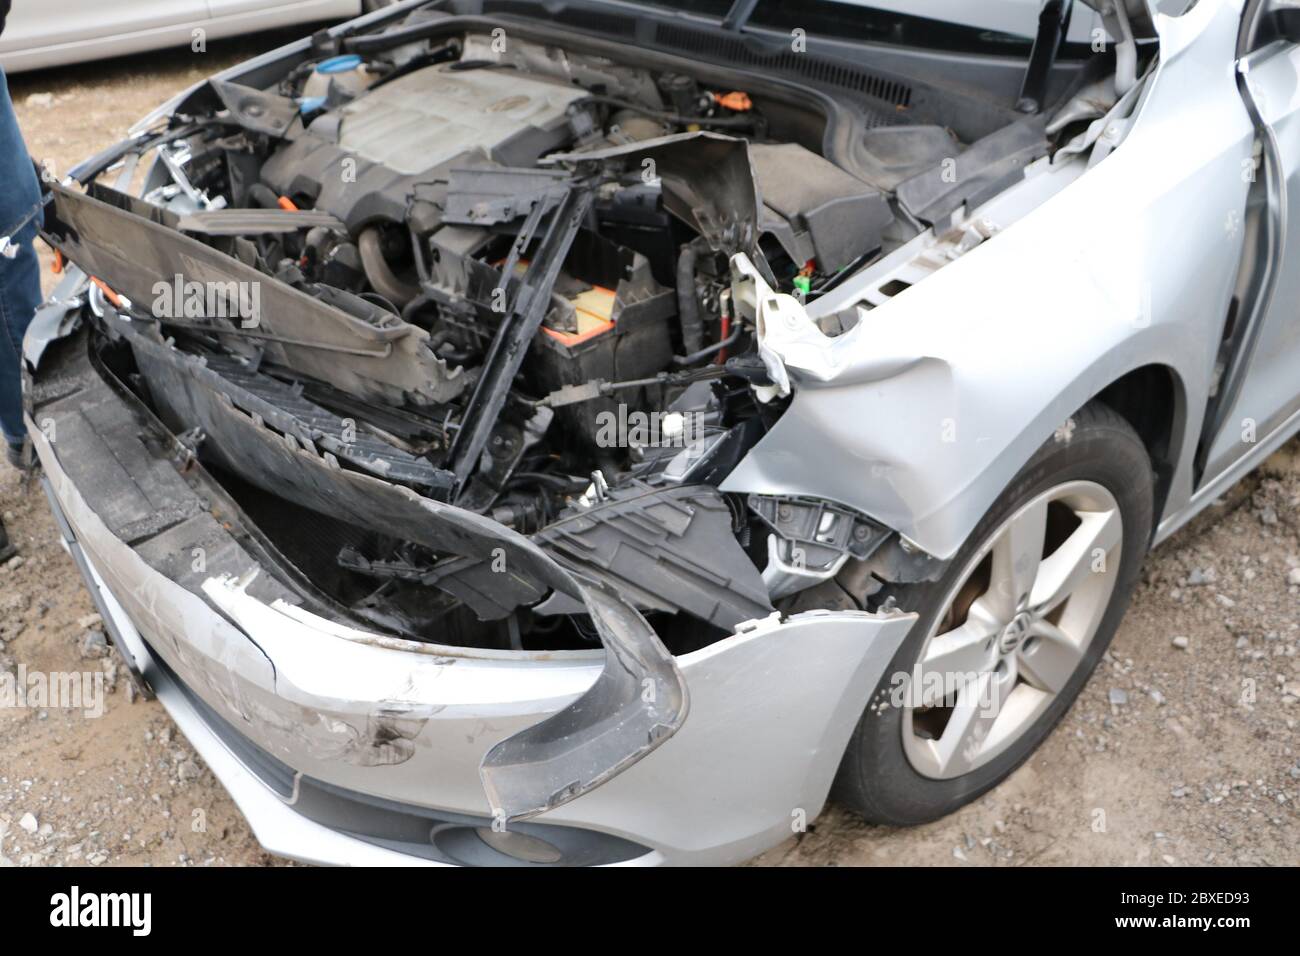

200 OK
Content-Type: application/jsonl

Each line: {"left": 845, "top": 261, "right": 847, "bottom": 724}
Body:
{"left": 2, "top": 35, "right": 1298, "bottom": 867}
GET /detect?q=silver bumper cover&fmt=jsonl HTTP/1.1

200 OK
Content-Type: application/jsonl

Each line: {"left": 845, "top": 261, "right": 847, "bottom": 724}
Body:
{"left": 30, "top": 411, "right": 915, "bottom": 865}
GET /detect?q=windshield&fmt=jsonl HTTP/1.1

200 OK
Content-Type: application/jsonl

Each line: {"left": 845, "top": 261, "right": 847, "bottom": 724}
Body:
{"left": 629, "top": 1, "right": 1103, "bottom": 55}
{"left": 748, "top": 1, "right": 1033, "bottom": 54}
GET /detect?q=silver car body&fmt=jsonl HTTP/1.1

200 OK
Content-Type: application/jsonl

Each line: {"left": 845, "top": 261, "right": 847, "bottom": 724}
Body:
{"left": 23, "top": 0, "right": 1300, "bottom": 864}
{"left": 727, "top": 0, "right": 1272, "bottom": 559}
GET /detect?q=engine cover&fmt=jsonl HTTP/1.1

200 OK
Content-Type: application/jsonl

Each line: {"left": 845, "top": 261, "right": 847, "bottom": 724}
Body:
{"left": 260, "top": 64, "right": 588, "bottom": 230}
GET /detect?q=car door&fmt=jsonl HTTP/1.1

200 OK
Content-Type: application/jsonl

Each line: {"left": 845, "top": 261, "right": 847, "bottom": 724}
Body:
{"left": 0, "top": 0, "right": 206, "bottom": 59}
{"left": 1198, "top": 0, "right": 1300, "bottom": 485}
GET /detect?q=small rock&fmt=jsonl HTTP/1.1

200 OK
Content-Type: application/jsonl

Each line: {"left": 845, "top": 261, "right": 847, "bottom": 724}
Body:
{"left": 177, "top": 760, "right": 201, "bottom": 782}
{"left": 1172, "top": 635, "right": 1190, "bottom": 650}
{"left": 1171, "top": 786, "right": 1189, "bottom": 798}
{"left": 0, "top": 590, "right": 27, "bottom": 613}
{"left": 24, "top": 92, "right": 54, "bottom": 108}
{"left": 1287, "top": 568, "right": 1300, "bottom": 586}
{"left": 1187, "top": 568, "right": 1216, "bottom": 587}
{"left": 952, "top": 847, "right": 967, "bottom": 862}
{"left": 79, "top": 629, "right": 108, "bottom": 660}
{"left": 1149, "top": 689, "right": 1166, "bottom": 706}
{"left": 76, "top": 613, "right": 103, "bottom": 630}
{"left": 1109, "top": 688, "right": 1129, "bottom": 706}
{"left": 18, "top": 813, "right": 38, "bottom": 834}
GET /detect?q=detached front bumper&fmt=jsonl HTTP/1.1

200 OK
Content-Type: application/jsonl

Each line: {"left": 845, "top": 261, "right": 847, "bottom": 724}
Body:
{"left": 27, "top": 337, "right": 915, "bottom": 866}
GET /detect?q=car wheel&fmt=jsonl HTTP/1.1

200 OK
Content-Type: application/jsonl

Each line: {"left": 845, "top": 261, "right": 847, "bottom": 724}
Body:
{"left": 833, "top": 401, "right": 1154, "bottom": 826}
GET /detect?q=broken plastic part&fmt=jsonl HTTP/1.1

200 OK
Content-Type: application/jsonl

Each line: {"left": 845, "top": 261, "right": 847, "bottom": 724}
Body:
{"left": 546, "top": 131, "right": 763, "bottom": 258}
{"left": 533, "top": 482, "right": 773, "bottom": 629}
{"left": 480, "top": 580, "right": 689, "bottom": 822}
{"left": 45, "top": 183, "right": 467, "bottom": 406}
{"left": 729, "top": 252, "right": 841, "bottom": 398}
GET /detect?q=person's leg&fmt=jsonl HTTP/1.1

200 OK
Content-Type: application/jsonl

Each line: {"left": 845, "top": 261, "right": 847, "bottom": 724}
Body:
{"left": 0, "top": 65, "right": 44, "bottom": 463}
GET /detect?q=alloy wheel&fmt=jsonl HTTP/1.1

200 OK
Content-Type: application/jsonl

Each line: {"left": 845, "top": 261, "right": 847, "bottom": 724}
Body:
{"left": 901, "top": 480, "right": 1123, "bottom": 779}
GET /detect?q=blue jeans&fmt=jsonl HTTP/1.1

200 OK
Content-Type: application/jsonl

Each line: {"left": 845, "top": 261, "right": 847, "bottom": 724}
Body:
{"left": 0, "top": 67, "right": 44, "bottom": 450}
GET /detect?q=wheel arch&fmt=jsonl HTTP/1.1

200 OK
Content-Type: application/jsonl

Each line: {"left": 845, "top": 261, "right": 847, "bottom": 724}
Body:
{"left": 1091, "top": 362, "right": 1188, "bottom": 539}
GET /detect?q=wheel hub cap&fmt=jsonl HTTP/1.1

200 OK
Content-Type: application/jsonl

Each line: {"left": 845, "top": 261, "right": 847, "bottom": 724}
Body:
{"left": 998, "top": 612, "right": 1032, "bottom": 654}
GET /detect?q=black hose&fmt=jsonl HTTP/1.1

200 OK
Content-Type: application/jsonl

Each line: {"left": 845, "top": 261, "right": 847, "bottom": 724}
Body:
{"left": 401, "top": 291, "right": 437, "bottom": 325}
{"left": 672, "top": 323, "right": 743, "bottom": 367}
{"left": 436, "top": 345, "right": 475, "bottom": 364}
{"left": 246, "top": 183, "right": 280, "bottom": 208}
{"left": 676, "top": 238, "right": 706, "bottom": 354}
{"left": 509, "top": 472, "right": 588, "bottom": 493}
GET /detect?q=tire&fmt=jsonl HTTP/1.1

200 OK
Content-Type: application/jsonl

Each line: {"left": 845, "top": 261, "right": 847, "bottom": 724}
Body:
{"left": 832, "top": 401, "right": 1154, "bottom": 826}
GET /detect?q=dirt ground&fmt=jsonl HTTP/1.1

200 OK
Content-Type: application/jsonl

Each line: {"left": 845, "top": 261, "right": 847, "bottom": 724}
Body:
{"left": 2, "top": 34, "right": 1298, "bottom": 867}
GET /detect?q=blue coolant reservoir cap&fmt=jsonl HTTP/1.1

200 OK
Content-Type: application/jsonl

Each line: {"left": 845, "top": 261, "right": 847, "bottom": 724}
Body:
{"left": 316, "top": 54, "right": 363, "bottom": 74}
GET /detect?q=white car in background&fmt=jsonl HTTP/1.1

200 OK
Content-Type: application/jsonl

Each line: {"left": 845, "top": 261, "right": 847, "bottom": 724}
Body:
{"left": 0, "top": 1, "right": 389, "bottom": 73}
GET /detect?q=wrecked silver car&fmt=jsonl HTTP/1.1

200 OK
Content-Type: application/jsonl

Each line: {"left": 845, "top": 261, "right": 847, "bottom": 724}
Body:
{"left": 21, "top": 0, "right": 1300, "bottom": 864}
